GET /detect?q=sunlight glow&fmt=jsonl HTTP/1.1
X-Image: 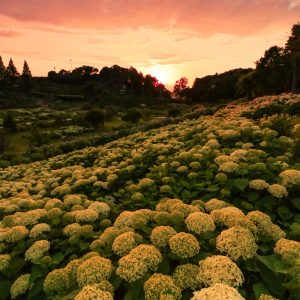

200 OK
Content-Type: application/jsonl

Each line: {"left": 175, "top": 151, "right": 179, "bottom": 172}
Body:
{"left": 147, "top": 65, "right": 176, "bottom": 86}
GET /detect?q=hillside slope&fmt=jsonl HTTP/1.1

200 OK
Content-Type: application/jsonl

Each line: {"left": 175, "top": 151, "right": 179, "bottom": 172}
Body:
{"left": 0, "top": 94, "right": 300, "bottom": 299}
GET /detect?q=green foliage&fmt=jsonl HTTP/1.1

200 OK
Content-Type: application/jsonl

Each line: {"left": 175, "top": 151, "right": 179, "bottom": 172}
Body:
{"left": 84, "top": 108, "right": 105, "bottom": 128}
{"left": 3, "top": 113, "right": 17, "bottom": 132}
{"left": 0, "top": 93, "right": 300, "bottom": 299}
{"left": 190, "top": 68, "right": 252, "bottom": 103}
{"left": 122, "top": 108, "right": 143, "bottom": 124}
{"left": 168, "top": 107, "right": 181, "bottom": 118}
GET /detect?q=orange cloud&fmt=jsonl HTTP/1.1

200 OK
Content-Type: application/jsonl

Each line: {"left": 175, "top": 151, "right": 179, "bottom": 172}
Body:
{"left": 0, "top": 30, "right": 22, "bottom": 37}
{"left": 0, "top": 0, "right": 299, "bottom": 36}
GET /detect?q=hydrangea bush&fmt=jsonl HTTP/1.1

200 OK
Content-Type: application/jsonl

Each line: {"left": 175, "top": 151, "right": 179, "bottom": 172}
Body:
{"left": 0, "top": 94, "right": 299, "bottom": 299}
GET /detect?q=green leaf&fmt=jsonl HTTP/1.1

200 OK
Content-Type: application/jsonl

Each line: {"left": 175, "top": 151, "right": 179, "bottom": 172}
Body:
{"left": 110, "top": 273, "right": 123, "bottom": 290}
{"left": 65, "top": 246, "right": 76, "bottom": 256}
{"left": 206, "top": 185, "right": 219, "bottom": 192}
{"left": 234, "top": 178, "right": 249, "bottom": 191}
{"left": 277, "top": 206, "right": 293, "bottom": 221}
{"left": 140, "top": 226, "right": 151, "bottom": 234}
{"left": 157, "top": 259, "right": 171, "bottom": 274}
{"left": 124, "top": 281, "right": 144, "bottom": 300}
{"left": 244, "top": 259, "right": 260, "bottom": 272}
{"left": 51, "top": 252, "right": 65, "bottom": 265}
{"left": 291, "top": 198, "right": 300, "bottom": 211}
{"left": 30, "top": 265, "right": 47, "bottom": 284}
{"left": 262, "top": 196, "right": 278, "bottom": 211}
{"left": 27, "top": 279, "right": 45, "bottom": 300}
{"left": 179, "top": 180, "right": 191, "bottom": 189}
{"left": 256, "top": 255, "right": 277, "bottom": 271}
{"left": 273, "top": 260, "right": 290, "bottom": 274}
{"left": 79, "top": 241, "right": 89, "bottom": 251}
{"left": 205, "top": 169, "right": 214, "bottom": 180}
{"left": 248, "top": 191, "right": 260, "bottom": 202}
{"left": 0, "top": 281, "right": 11, "bottom": 300}
{"left": 253, "top": 282, "right": 270, "bottom": 299}
{"left": 182, "top": 189, "right": 192, "bottom": 200}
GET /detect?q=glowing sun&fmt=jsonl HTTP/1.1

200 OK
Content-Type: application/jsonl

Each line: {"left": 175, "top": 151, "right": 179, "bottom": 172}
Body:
{"left": 147, "top": 65, "right": 175, "bottom": 85}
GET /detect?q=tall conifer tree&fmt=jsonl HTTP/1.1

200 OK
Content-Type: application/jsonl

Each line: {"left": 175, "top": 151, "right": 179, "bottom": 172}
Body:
{"left": 0, "top": 56, "right": 5, "bottom": 80}
{"left": 6, "top": 58, "right": 19, "bottom": 81}
{"left": 21, "top": 60, "right": 32, "bottom": 78}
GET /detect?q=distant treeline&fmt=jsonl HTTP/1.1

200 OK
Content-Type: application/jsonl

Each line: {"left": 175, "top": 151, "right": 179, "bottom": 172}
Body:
{"left": 47, "top": 64, "right": 170, "bottom": 99}
{"left": 174, "top": 23, "right": 300, "bottom": 103}
{"left": 2, "top": 23, "right": 300, "bottom": 106}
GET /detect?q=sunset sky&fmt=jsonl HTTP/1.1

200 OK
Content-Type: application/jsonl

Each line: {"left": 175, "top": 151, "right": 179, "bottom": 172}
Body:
{"left": 1, "top": 0, "right": 300, "bottom": 88}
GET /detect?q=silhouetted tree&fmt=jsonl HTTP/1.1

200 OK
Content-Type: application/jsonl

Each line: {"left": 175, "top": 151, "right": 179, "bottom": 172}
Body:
{"left": 47, "top": 70, "right": 57, "bottom": 81}
{"left": 173, "top": 77, "right": 188, "bottom": 98}
{"left": 191, "top": 69, "right": 252, "bottom": 103}
{"left": 6, "top": 58, "right": 19, "bottom": 82}
{"left": 237, "top": 71, "right": 258, "bottom": 99}
{"left": 20, "top": 60, "right": 33, "bottom": 92}
{"left": 21, "top": 60, "right": 32, "bottom": 78}
{"left": 72, "top": 65, "right": 98, "bottom": 77}
{"left": 0, "top": 56, "right": 5, "bottom": 80}
{"left": 285, "top": 23, "right": 300, "bottom": 92}
{"left": 254, "top": 46, "right": 290, "bottom": 95}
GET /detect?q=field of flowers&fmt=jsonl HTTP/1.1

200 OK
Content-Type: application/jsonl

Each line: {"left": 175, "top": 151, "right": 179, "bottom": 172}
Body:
{"left": 0, "top": 94, "right": 300, "bottom": 299}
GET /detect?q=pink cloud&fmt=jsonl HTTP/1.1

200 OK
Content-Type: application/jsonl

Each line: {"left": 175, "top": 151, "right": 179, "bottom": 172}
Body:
{"left": 0, "top": 0, "right": 298, "bottom": 36}
{"left": 0, "top": 29, "right": 22, "bottom": 37}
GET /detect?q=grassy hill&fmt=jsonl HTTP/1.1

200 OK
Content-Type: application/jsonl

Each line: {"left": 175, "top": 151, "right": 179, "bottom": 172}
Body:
{"left": 0, "top": 94, "right": 300, "bottom": 299}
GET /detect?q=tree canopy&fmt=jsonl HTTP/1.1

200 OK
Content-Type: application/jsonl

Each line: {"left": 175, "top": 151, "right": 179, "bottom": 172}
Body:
{"left": 0, "top": 56, "right": 5, "bottom": 80}
{"left": 21, "top": 60, "right": 32, "bottom": 78}
{"left": 6, "top": 58, "right": 19, "bottom": 80}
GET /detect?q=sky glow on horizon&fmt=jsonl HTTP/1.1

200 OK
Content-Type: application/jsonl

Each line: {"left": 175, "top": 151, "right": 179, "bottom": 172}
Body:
{"left": 0, "top": 0, "right": 299, "bottom": 88}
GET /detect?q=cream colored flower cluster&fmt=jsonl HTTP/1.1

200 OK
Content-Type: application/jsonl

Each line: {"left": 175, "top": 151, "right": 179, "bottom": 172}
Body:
{"left": 156, "top": 198, "right": 200, "bottom": 217}
{"left": 204, "top": 198, "right": 231, "bottom": 212}
{"left": 185, "top": 212, "right": 215, "bottom": 235}
{"left": 10, "top": 274, "right": 33, "bottom": 299}
{"left": 211, "top": 207, "right": 256, "bottom": 233}
{"left": 144, "top": 273, "right": 181, "bottom": 300}
{"left": 172, "top": 264, "right": 200, "bottom": 290}
{"left": 249, "top": 179, "right": 269, "bottom": 190}
{"left": 218, "top": 161, "right": 239, "bottom": 173}
{"left": 74, "top": 208, "right": 99, "bottom": 223}
{"left": 90, "top": 226, "right": 133, "bottom": 251}
{"left": 44, "top": 268, "right": 71, "bottom": 295}
{"left": 0, "top": 254, "right": 10, "bottom": 271}
{"left": 76, "top": 256, "right": 113, "bottom": 287}
{"left": 150, "top": 226, "right": 177, "bottom": 248}
{"left": 169, "top": 232, "right": 200, "bottom": 259}
{"left": 25, "top": 240, "right": 50, "bottom": 262}
{"left": 112, "top": 231, "right": 141, "bottom": 256}
{"left": 267, "top": 184, "right": 288, "bottom": 198}
{"left": 280, "top": 169, "right": 300, "bottom": 186}
{"left": 197, "top": 255, "right": 244, "bottom": 288}
{"left": 191, "top": 283, "right": 245, "bottom": 300}
{"left": 75, "top": 284, "right": 113, "bottom": 300}
{"left": 116, "top": 244, "right": 162, "bottom": 282}
{"left": 0, "top": 226, "right": 29, "bottom": 243}
{"left": 274, "top": 238, "right": 300, "bottom": 262}
{"left": 29, "top": 223, "right": 51, "bottom": 238}
{"left": 216, "top": 226, "right": 258, "bottom": 260}
{"left": 259, "top": 295, "right": 279, "bottom": 300}
{"left": 247, "top": 211, "right": 285, "bottom": 241}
